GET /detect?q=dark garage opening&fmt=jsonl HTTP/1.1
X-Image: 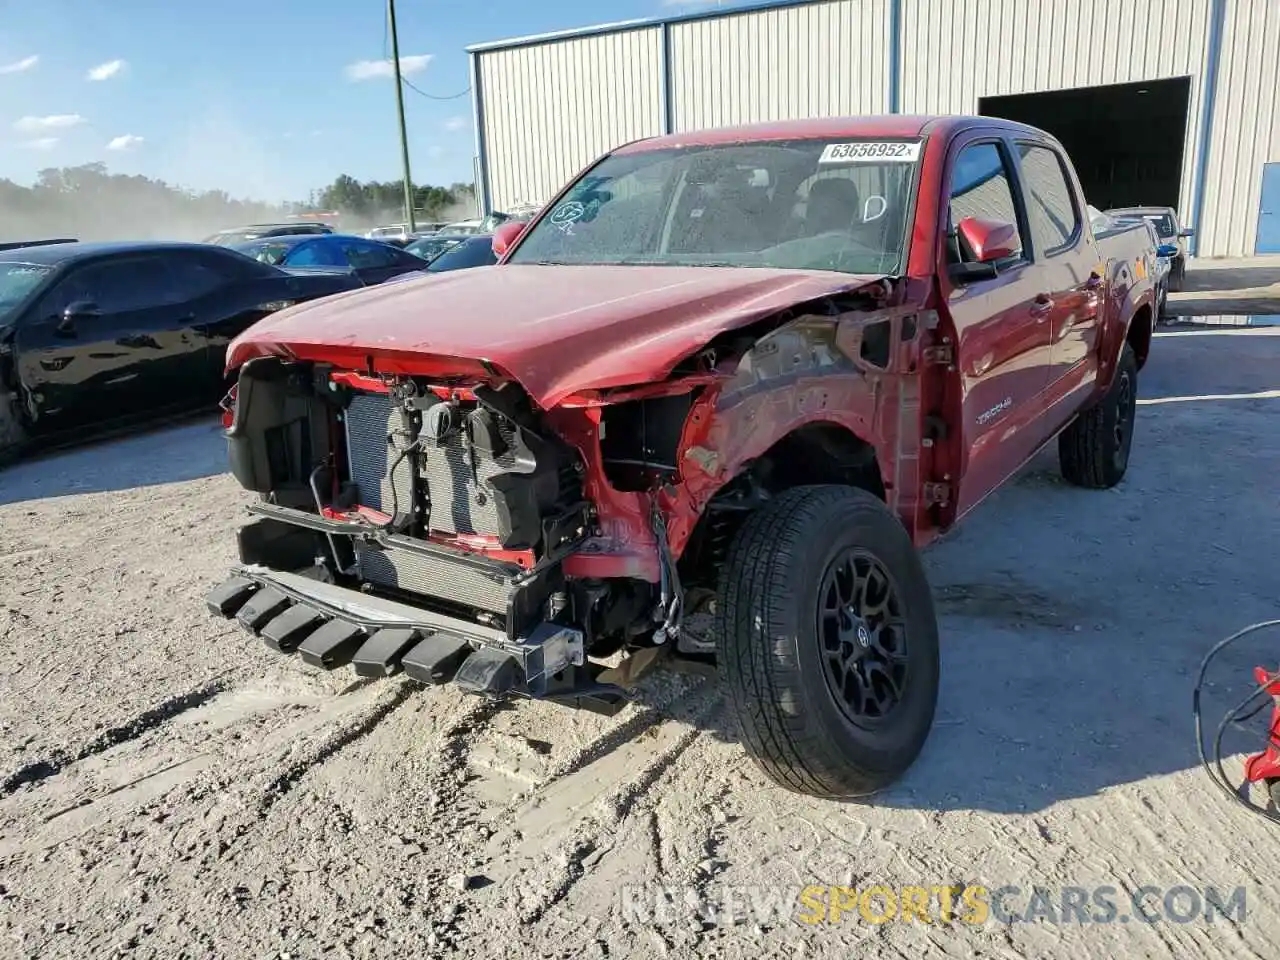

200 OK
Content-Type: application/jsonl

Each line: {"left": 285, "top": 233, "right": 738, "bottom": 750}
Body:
{"left": 979, "top": 77, "right": 1191, "bottom": 211}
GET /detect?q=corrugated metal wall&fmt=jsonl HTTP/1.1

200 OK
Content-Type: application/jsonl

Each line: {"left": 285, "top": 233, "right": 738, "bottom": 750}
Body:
{"left": 1201, "top": 0, "right": 1280, "bottom": 256}
{"left": 668, "top": 0, "right": 891, "bottom": 131}
{"left": 471, "top": 0, "right": 1280, "bottom": 257}
{"left": 477, "top": 28, "right": 664, "bottom": 212}
{"left": 899, "top": 0, "right": 1215, "bottom": 233}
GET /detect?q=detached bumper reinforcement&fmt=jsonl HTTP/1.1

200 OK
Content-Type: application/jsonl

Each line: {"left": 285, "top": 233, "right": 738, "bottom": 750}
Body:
{"left": 204, "top": 565, "right": 630, "bottom": 711}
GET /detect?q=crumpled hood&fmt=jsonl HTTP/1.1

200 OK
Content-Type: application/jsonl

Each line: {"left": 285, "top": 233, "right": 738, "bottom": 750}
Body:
{"left": 226, "top": 264, "right": 886, "bottom": 408}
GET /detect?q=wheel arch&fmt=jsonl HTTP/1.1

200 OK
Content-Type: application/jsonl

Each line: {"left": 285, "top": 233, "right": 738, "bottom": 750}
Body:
{"left": 677, "top": 419, "right": 887, "bottom": 588}
{"left": 1126, "top": 303, "right": 1154, "bottom": 371}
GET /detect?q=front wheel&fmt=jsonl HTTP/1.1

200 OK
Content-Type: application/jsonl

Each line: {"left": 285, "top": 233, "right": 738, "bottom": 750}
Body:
{"left": 716, "top": 485, "right": 940, "bottom": 799}
{"left": 1168, "top": 256, "right": 1186, "bottom": 293}
{"left": 1058, "top": 342, "right": 1138, "bottom": 489}
{"left": 0, "top": 389, "right": 29, "bottom": 468}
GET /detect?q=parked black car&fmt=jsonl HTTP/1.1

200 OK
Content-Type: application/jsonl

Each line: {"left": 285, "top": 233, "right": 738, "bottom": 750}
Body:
{"left": 231, "top": 234, "right": 429, "bottom": 285}
{"left": 423, "top": 234, "right": 499, "bottom": 272}
{"left": 402, "top": 232, "right": 474, "bottom": 263}
{"left": 0, "top": 240, "right": 361, "bottom": 463}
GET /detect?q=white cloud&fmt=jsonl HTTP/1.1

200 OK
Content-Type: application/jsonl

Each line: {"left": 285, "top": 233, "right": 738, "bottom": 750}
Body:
{"left": 0, "top": 55, "right": 39, "bottom": 75}
{"left": 106, "top": 134, "right": 144, "bottom": 151}
{"left": 13, "top": 114, "right": 86, "bottom": 133}
{"left": 20, "top": 137, "right": 58, "bottom": 150}
{"left": 443, "top": 116, "right": 468, "bottom": 132}
{"left": 87, "top": 59, "right": 126, "bottom": 81}
{"left": 344, "top": 54, "right": 433, "bottom": 81}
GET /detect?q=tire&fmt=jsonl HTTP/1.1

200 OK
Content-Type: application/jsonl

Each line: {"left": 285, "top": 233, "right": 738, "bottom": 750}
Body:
{"left": 0, "top": 389, "right": 28, "bottom": 469}
{"left": 1157, "top": 280, "right": 1169, "bottom": 321}
{"left": 716, "top": 485, "right": 940, "bottom": 799}
{"left": 1168, "top": 256, "right": 1185, "bottom": 293}
{"left": 1058, "top": 342, "right": 1138, "bottom": 489}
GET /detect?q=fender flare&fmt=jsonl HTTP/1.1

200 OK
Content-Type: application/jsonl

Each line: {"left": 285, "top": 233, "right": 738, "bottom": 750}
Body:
{"left": 1095, "top": 265, "right": 1156, "bottom": 396}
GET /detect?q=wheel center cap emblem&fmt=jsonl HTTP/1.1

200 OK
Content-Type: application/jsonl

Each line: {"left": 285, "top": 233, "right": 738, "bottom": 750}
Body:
{"left": 856, "top": 624, "right": 871, "bottom": 647}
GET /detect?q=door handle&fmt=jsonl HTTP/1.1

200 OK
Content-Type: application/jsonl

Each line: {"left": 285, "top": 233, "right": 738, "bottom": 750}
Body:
{"left": 1030, "top": 293, "right": 1054, "bottom": 318}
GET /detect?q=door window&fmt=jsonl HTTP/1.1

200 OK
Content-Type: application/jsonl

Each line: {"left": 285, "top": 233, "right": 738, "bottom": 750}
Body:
{"left": 1015, "top": 143, "right": 1080, "bottom": 254}
{"left": 61, "top": 257, "right": 181, "bottom": 313}
{"left": 341, "top": 240, "right": 399, "bottom": 269}
{"left": 167, "top": 255, "right": 232, "bottom": 299}
{"left": 946, "top": 142, "right": 1026, "bottom": 265}
{"left": 286, "top": 241, "right": 345, "bottom": 267}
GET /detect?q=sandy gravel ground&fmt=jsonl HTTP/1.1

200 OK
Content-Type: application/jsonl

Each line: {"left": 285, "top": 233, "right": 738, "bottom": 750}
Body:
{"left": 1, "top": 324, "right": 1278, "bottom": 959}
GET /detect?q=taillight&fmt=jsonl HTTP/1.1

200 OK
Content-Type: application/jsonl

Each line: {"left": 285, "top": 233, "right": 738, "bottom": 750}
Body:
{"left": 219, "top": 384, "right": 238, "bottom": 429}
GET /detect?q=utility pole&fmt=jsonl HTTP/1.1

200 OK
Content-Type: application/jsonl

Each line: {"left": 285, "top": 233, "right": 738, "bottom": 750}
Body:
{"left": 388, "top": 0, "right": 416, "bottom": 232}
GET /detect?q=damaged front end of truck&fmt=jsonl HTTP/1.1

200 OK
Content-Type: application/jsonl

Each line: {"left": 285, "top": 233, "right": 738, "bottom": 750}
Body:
{"left": 205, "top": 267, "right": 923, "bottom": 716}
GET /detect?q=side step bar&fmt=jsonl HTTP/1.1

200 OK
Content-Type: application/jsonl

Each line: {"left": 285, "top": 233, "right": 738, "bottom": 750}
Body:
{"left": 204, "top": 565, "right": 630, "bottom": 714}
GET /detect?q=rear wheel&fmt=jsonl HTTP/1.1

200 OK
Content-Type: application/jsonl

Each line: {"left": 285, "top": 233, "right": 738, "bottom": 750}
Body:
{"left": 716, "top": 485, "right": 940, "bottom": 799}
{"left": 1059, "top": 342, "right": 1138, "bottom": 489}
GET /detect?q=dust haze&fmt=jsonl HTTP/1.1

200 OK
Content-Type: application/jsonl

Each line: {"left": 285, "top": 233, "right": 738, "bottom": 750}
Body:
{"left": 0, "top": 111, "right": 478, "bottom": 243}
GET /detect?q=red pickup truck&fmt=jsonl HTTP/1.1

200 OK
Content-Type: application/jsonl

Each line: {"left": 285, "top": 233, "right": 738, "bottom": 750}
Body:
{"left": 206, "top": 115, "right": 1156, "bottom": 799}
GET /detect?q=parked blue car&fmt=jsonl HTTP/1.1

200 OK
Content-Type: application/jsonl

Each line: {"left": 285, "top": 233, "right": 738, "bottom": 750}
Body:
{"left": 231, "top": 233, "right": 428, "bottom": 286}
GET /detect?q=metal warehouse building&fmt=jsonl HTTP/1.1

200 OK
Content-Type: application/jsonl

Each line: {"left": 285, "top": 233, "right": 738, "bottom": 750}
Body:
{"left": 466, "top": 0, "right": 1280, "bottom": 257}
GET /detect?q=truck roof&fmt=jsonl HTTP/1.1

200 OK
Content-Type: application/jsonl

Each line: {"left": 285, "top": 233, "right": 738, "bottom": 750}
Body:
{"left": 617, "top": 114, "right": 1052, "bottom": 153}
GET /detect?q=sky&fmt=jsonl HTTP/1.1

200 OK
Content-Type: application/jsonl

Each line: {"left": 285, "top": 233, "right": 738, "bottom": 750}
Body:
{"left": 0, "top": 0, "right": 738, "bottom": 203}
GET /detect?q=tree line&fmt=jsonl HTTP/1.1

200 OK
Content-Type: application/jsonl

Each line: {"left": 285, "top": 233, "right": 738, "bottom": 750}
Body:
{"left": 312, "top": 175, "right": 477, "bottom": 225}
{"left": 0, "top": 163, "right": 478, "bottom": 243}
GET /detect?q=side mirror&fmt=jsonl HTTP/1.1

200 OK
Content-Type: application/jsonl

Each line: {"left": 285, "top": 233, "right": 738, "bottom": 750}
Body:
{"left": 956, "top": 216, "right": 1020, "bottom": 263}
{"left": 58, "top": 299, "right": 99, "bottom": 334}
{"left": 1179, "top": 227, "right": 1195, "bottom": 238}
{"left": 491, "top": 220, "right": 527, "bottom": 258}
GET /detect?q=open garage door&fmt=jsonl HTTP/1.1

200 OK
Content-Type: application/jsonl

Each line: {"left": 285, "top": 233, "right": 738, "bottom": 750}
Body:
{"left": 980, "top": 77, "right": 1191, "bottom": 212}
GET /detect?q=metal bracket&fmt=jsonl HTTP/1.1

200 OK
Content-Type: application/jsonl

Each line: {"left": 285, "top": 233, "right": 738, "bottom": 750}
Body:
{"left": 921, "top": 342, "right": 955, "bottom": 365}
{"left": 922, "top": 482, "right": 952, "bottom": 507}
{"left": 491, "top": 623, "right": 586, "bottom": 697}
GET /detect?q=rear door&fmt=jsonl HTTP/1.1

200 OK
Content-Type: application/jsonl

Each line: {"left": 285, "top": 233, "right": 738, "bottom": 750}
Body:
{"left": 183, "top": 249, "right": 314, "bottom": 386}
{"left": 163, "top": 249, "right": 258, "bottom": 395}
{"left": 1011, "top": 140, "right": 1103, "bottom": 404}
{"left": 940, "top": 135, "right": 1056, "bottom": 515}
{"left": 14, "top": 255, "right": 188, "bottom": 428}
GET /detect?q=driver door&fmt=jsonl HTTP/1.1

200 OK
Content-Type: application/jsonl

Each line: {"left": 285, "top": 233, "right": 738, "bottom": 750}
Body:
{"left": 15, "top": 256, "right": 183, "bottom": 430}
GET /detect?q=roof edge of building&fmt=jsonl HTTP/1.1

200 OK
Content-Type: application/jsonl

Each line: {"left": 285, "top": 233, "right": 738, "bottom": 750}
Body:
{"left": 466, "top": 0, "right": 826, "bottom": 54}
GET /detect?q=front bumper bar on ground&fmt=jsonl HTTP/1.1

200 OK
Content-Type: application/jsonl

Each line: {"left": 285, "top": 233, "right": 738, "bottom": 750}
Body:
{"left": 205, "top": 565, "right": 630, "bottom": 713}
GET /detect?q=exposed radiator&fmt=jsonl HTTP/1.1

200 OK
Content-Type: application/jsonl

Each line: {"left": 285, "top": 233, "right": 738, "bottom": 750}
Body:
{"left": 344, "top": 392, "right": 413, "bottom": 518}
{"left": 342, "top": 390, "right": 514, "bottom": 538}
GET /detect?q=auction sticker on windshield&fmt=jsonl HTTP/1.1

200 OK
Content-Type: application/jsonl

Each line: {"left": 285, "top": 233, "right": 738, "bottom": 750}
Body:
{"left": 819, "top": 141, "right": 922, "bottom": 163}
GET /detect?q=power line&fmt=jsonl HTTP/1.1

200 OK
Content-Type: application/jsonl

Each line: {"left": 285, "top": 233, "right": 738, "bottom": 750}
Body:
{"left": 381, "top": 9, "right": 470, "bottom": 102}
{"left": 402, "top": 76, "right": 471, "bottom": 101}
